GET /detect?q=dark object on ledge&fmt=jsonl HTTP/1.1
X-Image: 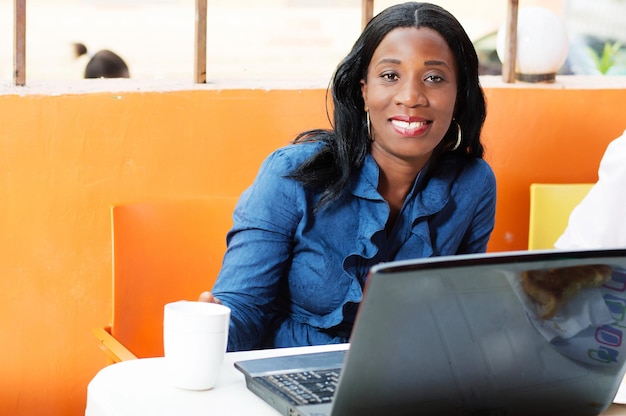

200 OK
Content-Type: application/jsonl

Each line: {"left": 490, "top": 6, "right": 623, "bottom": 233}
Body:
{"left": 73, "top": 42, "right": 130, "bottom": 79}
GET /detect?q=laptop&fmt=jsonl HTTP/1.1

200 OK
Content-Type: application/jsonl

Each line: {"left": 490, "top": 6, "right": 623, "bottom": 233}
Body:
{"left": 235, "top": 248, "right": 626, "bottom": 416}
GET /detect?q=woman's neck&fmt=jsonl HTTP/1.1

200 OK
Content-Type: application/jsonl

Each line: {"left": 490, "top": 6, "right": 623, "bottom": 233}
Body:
{"left": 375, "top": 157, "right": 424, "bottom": 233}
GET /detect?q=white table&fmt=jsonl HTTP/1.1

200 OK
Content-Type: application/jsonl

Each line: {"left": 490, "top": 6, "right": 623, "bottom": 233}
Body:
{"left": 86, "top": 342, "right": 626, "bottom": 416}
{"left": 85, "top": 343, "right": 349, "bottom": 416}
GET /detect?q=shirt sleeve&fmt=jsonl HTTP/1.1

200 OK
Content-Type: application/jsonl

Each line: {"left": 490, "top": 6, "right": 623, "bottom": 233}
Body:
{"left": 211, "top": 146, "right": 305, "bottom": 351}
{"left": 457, "top": 160, "right": 497, "bottom": 254}
{"left": 555, "top": 130, "right": 626, "bottom": 249}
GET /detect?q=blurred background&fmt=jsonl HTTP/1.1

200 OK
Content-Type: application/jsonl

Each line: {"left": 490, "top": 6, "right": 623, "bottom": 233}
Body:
{"left": 0, "top": 0, "right": 624, "bottom": 83}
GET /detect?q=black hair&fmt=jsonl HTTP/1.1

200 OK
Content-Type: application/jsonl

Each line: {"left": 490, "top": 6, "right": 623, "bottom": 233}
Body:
{"left": 289, "top": 2, "right": 486, "bottom": 210}
{"left": 73, "top": 43, "right": 130, "bottom": 79}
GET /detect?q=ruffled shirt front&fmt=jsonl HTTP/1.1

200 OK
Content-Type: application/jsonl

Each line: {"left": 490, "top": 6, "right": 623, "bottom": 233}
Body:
{"left": 212, "top": 141, "right": 496, "bottom": 351}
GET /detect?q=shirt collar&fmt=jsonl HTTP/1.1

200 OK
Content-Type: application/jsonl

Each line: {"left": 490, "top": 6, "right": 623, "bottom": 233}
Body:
{"left": 349, "top": 153, "right": 457, "bottom": 214}
{"left": 349, "top": 154, "right": 383, "bottom": 200}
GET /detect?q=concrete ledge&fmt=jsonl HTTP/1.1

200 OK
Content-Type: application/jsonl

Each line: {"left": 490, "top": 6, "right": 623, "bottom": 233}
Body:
{"left": 480, "top": 74, "right": 626, "bottom": 89}
{"left": 2, "top": 75, "right": 625, "bottom": 96}
{"left": 0, "top": 77, "right": 333, "bottom": 96}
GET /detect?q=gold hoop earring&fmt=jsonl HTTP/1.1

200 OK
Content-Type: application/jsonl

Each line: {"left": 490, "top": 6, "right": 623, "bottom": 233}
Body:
{"left": 451, "top": 120, "right": 462, "bottom": 151}
{"left": 366, "top": 112, "right": 372, "bottom": 141}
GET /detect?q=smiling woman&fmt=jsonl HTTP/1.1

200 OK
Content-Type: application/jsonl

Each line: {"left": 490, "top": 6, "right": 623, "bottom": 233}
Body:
{"left": 361, "top": 26, "right": 461, "bottom": 225}
{"left": 361, "top": 27, "right": 459, "bottom": 198}
{"left": 199, "top": 2, "right": 496, "bottom": 352}
{"left": 4, "top": 3, "right": 626, "bottom": 416}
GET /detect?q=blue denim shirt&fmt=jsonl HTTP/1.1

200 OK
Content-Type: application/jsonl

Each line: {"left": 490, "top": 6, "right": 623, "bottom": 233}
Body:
{"left": 212, "top": 141, "right": 496, "bottom": 351}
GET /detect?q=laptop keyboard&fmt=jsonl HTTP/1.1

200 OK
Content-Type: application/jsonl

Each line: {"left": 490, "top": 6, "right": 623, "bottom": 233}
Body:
{"left": 257, "top": 368, "right": 341, "bottom": 406}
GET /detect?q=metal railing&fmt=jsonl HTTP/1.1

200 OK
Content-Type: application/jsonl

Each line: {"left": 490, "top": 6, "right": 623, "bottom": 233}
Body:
{"left": 10, "top": 0, "right": 516, "bottom": 87}
{"left": 13, "top": 0, "right": 25, "bottom": 86}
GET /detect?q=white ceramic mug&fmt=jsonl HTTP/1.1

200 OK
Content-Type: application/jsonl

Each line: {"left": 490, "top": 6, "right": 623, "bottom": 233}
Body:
{"left": 163, "top": 300, "right": 231, "bottom": 390}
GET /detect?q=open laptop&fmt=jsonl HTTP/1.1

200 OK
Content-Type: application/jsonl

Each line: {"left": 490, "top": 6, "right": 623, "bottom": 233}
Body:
{"left": 235, "top": 248, "right": 626, "bottom": 416}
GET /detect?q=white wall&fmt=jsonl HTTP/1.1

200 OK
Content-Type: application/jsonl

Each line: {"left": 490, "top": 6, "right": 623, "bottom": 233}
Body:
{"left": 0, "top": 0, "right": 570, "bottom": 84}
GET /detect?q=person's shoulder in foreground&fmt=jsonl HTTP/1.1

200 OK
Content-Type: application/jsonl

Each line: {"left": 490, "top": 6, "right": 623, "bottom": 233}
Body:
{"left": 555, "top": 129, "right": 626, "bottom": 249}
{"left": 203, "top": 2, "right": 497, "bottom": 351}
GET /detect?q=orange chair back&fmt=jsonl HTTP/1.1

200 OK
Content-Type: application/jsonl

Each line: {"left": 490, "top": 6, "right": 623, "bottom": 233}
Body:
{"left": 110, "top": 197, "right": 238, "bottom": 358}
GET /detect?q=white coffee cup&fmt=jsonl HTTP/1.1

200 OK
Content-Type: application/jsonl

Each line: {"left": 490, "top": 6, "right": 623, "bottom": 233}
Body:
{"left": 163, "top": 300, "right": 231, "bottom": 390}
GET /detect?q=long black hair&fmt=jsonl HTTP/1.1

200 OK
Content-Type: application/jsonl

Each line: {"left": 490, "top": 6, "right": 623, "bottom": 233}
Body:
{"left": 289, "top": 2, "right": 486, "bottom": 210}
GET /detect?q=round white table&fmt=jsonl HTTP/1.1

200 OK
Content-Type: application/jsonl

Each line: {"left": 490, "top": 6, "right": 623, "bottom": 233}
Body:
{"left": 85, "top": 343, "right": 349, "bottom": 416}
{"left": 86, "top": 342, "right": 626, "bottom": 416}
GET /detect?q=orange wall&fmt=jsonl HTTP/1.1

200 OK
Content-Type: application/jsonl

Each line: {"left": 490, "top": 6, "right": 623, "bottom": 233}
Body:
{"left": 0, "top": 77, "right": 624, "bottom": 415}
{"left": 481, "top": 79, "right": 626, "bottom": 251}
{"left": 0, "top": 86, "right": 331, "bottom": 416}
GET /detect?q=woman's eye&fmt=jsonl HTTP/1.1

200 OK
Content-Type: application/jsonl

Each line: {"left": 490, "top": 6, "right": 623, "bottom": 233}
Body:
{"left": 381, "top": 73, "right": 399, "bottom": 81}
{"left": 425, "top": 74, "right": 444, "bottom": 82}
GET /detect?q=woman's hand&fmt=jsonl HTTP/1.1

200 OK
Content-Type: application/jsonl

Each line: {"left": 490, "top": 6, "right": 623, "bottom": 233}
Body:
{"left": 198, "top": 291, "right": 222, "bottom": 304}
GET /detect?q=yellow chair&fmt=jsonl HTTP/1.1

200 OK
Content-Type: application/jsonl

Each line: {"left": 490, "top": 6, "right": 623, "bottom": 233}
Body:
{"left": 528, "top": 183, "right": 593, "bottom": 250}
{"left": 93, "top": 197, "right": 238, "bottom": 363}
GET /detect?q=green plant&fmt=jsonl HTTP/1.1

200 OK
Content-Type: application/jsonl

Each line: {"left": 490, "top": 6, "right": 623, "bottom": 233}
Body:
{"left": 588, "top": 41, "right": 623, "bottom": 74}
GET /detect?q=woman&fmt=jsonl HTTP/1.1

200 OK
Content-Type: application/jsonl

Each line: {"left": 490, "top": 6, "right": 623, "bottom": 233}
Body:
{"left": 200, "top": 2, "right": 496, "bottom": 351}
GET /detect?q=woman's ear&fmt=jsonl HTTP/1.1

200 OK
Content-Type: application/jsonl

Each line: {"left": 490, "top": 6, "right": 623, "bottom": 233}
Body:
{"left": 360, "top": 79, "right": 368, "bottom": 111}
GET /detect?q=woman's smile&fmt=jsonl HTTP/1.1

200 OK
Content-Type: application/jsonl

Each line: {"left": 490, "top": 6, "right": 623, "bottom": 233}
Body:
{"left": 389, "top": 117, "right": 431, "bottom": 137}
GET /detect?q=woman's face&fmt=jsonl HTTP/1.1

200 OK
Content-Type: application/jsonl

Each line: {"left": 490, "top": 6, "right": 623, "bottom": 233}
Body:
{"left": 361, "top": 26, "right": 458, "bottom": 170}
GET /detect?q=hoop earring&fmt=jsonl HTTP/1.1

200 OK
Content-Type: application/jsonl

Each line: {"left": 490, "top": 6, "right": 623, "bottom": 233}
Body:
{"left": 366, "top": 111, "right": 373, "bottom": 141}
{"left": 451, "top": 120, "right": 462, "bottom": 151}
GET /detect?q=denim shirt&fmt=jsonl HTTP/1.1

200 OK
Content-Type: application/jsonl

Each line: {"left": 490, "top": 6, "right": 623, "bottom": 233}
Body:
{"left": 212, "top": 141, "right": 496, "bottom": 351}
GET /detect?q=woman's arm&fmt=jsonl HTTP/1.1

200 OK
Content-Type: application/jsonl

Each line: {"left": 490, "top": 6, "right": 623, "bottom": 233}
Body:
{"left": 210, "top": 146, "right": 308, "bottom": 351}
{"left": 457, "top": 160, "right": 497, "bottom": 254}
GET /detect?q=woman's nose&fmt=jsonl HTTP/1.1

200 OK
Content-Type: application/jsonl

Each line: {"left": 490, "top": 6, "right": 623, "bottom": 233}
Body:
{"left": 396, "top": 79, "right": 427, "bottom": 108}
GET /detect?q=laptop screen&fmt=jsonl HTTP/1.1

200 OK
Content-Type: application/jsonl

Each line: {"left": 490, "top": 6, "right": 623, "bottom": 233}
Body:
{"left": 331, "top": 248, "right": 626, "bottom": 416}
